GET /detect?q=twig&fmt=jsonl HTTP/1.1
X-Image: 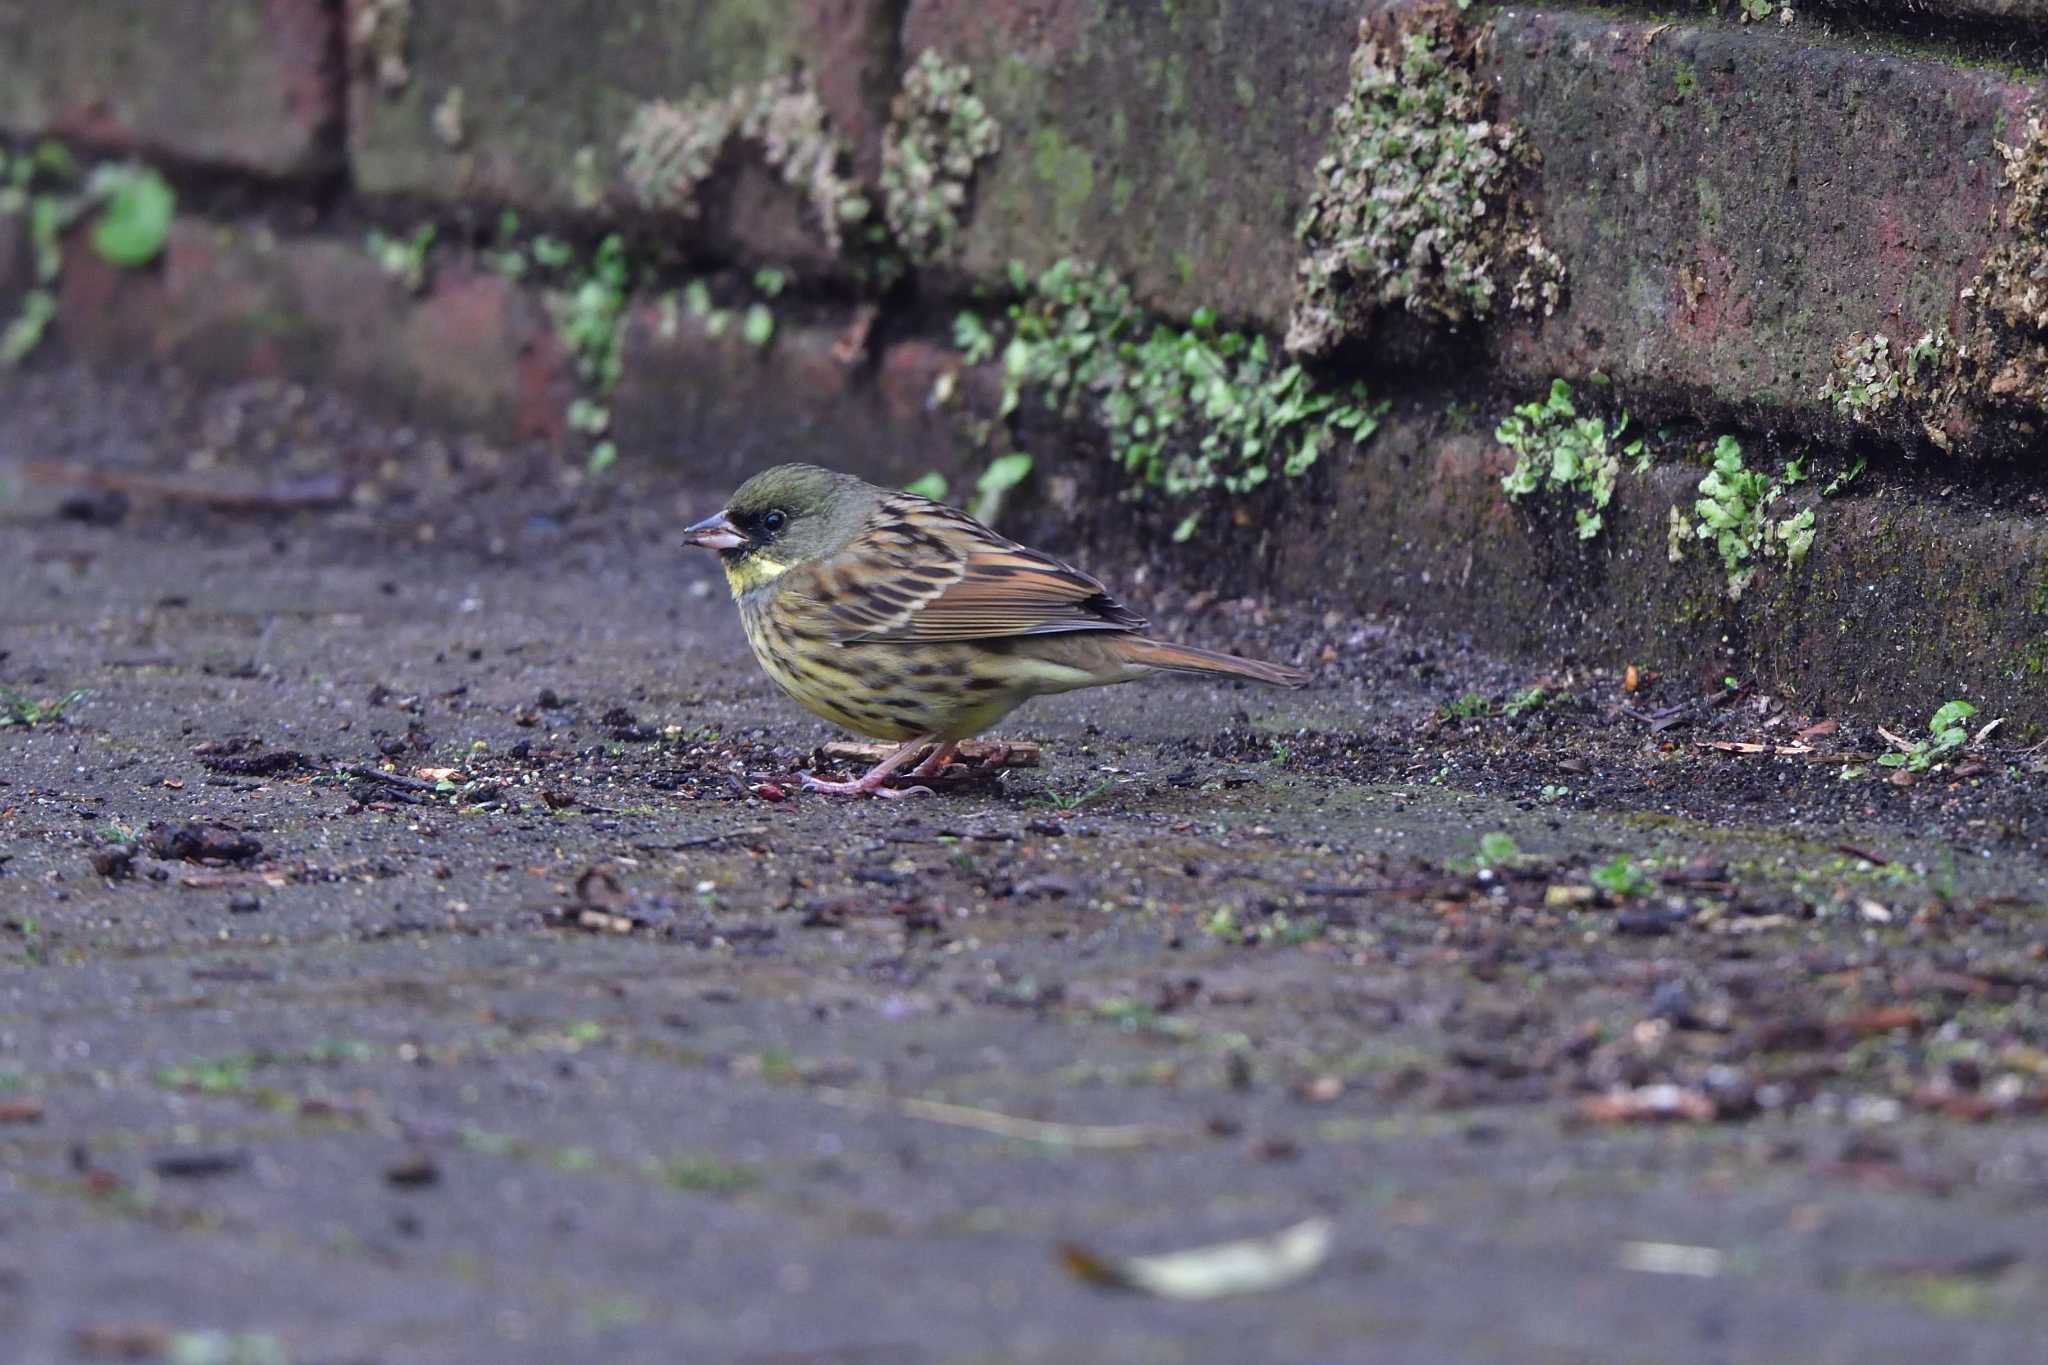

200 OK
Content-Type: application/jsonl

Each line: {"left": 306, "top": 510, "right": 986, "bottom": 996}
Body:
{"left": 343, "top": 764, "right": 441, "bottom": 792}
{"left": 24, "top": 461, "right": 352, "bottom": 513}
{"left": 810, "top": 1086, "right": 1184, "bottom": 1150}
{"left": 632, "top": 826, "right": 770, "bottom": 853}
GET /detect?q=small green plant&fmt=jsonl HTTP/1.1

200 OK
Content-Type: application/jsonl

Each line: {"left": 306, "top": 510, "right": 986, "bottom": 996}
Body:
{"left": 1478, "top": 832, "right": 1521, "bottom": 865}
{"left": 1689, "top": 436, "right": 1814, "bottom": 599}
{"left": 540, "top": 235, "right": 632, "bottom": 475}
{"left": 156, "top": 1055, "right": 258, "bottom": 1094}
{"left": 1035, "top": 775, "right": 1119, "bottom": 812}
{"left": 1821, "top": 455, "right": 1867, "bottom": 497}
{"left": 1502, "top": 686, "right": 1548, "bottom": 717}
{"left": 0, "top": 148, "right": 175, "bottom": 365}
{"left": 904, "top": 471, "right": 950, "bottom": 500}
{"left": 1437, "top": 693, "right": 1496, "bottom": 723}
{"left": 968, "top": 452, "right": 1032, "bottom": 525}
{"left": 366, "top": 223, "right": 435, "bottom": 293}
{"left": 1589, "top": 857, "right": 1652, "bottom": 899}
{"left": 1879, "top": 700, "right": 1979, "bottom": 773}
{"left": 0, "top": 687, "right": 87, "bottom": 728}
{"left": 740, "top": 302, "right": 775, "bottom": 347}
{"left": 550, "top": 234, "right": 630, "bottom": 392}
{"left": 1498, "top": 380, "right": 1643, "bottom": 540}
{"left": 993, "top": 259, "right": 1382, "bottom": 538}
{"left": 90, "top": 164, "right": 175, "bottom": 266}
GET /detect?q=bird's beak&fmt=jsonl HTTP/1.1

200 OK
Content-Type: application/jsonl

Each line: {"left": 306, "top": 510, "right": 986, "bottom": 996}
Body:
{"left": 682, "top": 511, "right": 746, "bottom": 552}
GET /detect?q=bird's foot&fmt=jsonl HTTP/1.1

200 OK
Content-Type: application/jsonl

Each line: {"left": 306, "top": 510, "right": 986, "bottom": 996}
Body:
{"left": 907, "top": 742, "right": 961, "bottom": 780}
{"left": 799, "top": 770, "right": 934, "bottom": 799}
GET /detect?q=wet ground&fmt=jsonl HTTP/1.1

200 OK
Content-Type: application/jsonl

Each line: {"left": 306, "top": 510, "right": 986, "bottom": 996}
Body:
{"left": 3, "top": 364, "right": 2048, "bottom": 1364}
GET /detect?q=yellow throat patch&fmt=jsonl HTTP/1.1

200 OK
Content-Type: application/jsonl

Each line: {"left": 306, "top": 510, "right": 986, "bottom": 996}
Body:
{"left": 722, "top": 554, "right": 790, "bottom": 597}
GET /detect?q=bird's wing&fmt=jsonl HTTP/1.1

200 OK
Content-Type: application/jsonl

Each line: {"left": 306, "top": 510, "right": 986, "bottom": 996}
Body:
{"left": 790, "top": 494, "right": 1148, "bottom": 643}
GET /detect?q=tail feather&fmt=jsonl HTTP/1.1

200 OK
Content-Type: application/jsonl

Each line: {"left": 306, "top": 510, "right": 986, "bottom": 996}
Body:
{"left": 1114, "top": 635, "right": 1307, "bottom": 688}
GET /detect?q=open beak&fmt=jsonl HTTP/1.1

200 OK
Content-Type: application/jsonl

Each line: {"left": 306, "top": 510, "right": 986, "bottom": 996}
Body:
{"left": 682, "top": 510, "right": 746, "bottom": 552}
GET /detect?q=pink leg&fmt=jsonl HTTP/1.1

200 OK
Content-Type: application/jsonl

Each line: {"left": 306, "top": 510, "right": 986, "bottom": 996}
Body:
{"left": 908, "top": 741, "right": 961, "bottom": 779}
{"left": 801, "top": 734, "right": 940, "bottom": 799}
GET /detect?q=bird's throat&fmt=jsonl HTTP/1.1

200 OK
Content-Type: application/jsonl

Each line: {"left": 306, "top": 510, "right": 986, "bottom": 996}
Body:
{"left": 722, "top": 554, "right": 791, "bottom": 598}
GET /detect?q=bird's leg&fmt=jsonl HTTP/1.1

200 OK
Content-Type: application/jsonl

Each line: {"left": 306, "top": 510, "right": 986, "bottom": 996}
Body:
{"left": 801, "top": 734, "right": 940, "bottom": 799}
{"left": 907, "top": 741, "right": 961, "bottom": 779}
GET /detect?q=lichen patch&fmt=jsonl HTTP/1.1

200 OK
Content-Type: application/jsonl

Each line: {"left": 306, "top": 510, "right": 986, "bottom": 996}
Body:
{"left": 1287, "top": 2, "right": 1562, "bottom": 357}
{"left": 881, "top": 51, "right": 1002, "bottom": 264}
{"left": 620, "top": 73, "right": 870, "bottom": 253}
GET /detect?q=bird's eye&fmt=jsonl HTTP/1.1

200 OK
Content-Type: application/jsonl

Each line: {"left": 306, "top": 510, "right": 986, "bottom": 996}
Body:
{"left": 761, "top": 510, "right": 787, "bottom": 535}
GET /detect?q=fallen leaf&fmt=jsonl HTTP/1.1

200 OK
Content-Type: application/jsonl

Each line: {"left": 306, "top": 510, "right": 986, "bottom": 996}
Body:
{"left": 1695, "top": 740, "right": 1813, "bottom": 756}
{"left": 1059, "top": 1217, "right": 1334, "bottom": 1299}
{"left": 1796, "top": 718, "right": 1840, "bottom": 741}
{"left": 1617, "top": 1241, "right": 1723, "bottom": 1277}
{"left": 0, "top": 1097, "right": 44, "bottom": 1123}
{"left": 1577, "top": 1084, "right": 1717, "bottom": 1123}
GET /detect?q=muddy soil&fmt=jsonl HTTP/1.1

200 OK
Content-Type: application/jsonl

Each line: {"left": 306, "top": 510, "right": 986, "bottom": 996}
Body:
{"left": 3, "top": 364, "right": 2048, "bottom": 1364}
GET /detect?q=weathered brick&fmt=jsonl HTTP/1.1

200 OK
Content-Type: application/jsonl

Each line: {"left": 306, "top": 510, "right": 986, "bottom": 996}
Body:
{"left": 1256, "top": 412, "right": 2048, "bottom": 724}
{"left": 1491, "top": 12, "right": 2027, "bottom": 427}
{"left": 347, "top": 0, "right": 895, "bottom": 257}
{"left": 0, "top": 0, "right": 340, "bottom": 179}
{"left": 903, "top": 0, "right": 1358, "bottom": 329}
{"left": 57, "top": 221, "right": 568, "bottom": 443}
{"left": 612, "top": 306, "right": 973, "bottom": 488}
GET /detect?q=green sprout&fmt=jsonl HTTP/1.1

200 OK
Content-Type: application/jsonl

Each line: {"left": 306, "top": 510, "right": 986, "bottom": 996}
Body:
{"left": 1878, "top": 700, "right": 1979, "bottom": 773}
{"left": 969, "top": 452, "right": 1033, "bottom": 525}
{"left": 0, "top": 687, "right": 88, "bottom": 728}
{"left": 1497, "top": 379, "right": 1643, "bottom": 540}
{"left": 1690, "top": 436, "right": 1815, "bottom": 599}
{"left": 366, "top": 223, "right": 435, "bottom": 293}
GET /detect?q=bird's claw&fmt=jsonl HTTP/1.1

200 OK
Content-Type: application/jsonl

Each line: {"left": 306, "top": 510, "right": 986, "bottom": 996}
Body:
{"left": 798, "top": 771, "right": 934, "bottom": 799}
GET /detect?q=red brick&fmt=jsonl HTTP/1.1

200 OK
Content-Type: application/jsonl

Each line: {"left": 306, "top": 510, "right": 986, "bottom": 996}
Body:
{"left": 58, "top": 220, "right": 568, "bottom": 444}
{"left": 1490, "top": 11, "right": 2026, "bottom": 430}
{"left": 347, "top": 0, "right": 894, "bottom": 262}
{"left": 0, "top": 0, "right": 340, "bottom": 179}
{"left": 901, "top": 0, "right": 1358, "bottom": 329}
{"left": 612, "top": 305, "right": 971, "bottom": 489}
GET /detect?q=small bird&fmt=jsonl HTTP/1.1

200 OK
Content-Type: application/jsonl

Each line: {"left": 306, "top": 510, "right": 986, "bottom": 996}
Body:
{"left": 683, "top": 464, "right": 1306, "bottom": 798}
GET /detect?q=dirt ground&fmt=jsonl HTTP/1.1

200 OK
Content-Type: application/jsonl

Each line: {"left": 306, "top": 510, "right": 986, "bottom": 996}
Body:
{"left": 3, "top": 364, "right": 2048, "bottom": 1364}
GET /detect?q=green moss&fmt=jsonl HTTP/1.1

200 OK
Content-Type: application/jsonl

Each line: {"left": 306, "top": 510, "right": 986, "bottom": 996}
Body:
{"left": 1030, "top": 128, "right": 1097, "bottom": 237}
{"left": 978, "top": 259, "right": 1383, "bottom": 537}
{"left": 1288, "top": 2, "right": 1562, "bottom": 355}
{"left": 880, "top": 50, "right": 1002, "bottom": 263}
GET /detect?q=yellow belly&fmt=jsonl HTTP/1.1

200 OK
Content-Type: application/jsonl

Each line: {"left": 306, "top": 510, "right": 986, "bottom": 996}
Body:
{"left": 737, "top": 597, "right": 1117, "bottom": 742}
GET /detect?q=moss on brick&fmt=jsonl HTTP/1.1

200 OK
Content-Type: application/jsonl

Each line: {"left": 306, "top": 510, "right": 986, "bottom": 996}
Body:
{"left": 880, "top": 50, "right": 1000, "bottom": 264}
{"left": 1287, "top": 2, "right": 1561, "bottom": 356}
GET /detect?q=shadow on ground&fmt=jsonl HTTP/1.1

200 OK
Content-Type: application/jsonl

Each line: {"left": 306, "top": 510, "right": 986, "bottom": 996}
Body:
{"left": 3, "top": 366, "right": 2047, "bottom": 1362}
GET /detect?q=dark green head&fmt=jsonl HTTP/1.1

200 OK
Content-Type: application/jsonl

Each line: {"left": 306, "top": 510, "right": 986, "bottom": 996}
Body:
{"left": 682, "top": 463, "right": 882, "bottom": 593}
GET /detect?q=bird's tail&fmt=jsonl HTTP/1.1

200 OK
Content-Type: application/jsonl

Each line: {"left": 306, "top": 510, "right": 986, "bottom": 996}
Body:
{"left": 1113, "top": 635, "right": 1308, "bottom": 688}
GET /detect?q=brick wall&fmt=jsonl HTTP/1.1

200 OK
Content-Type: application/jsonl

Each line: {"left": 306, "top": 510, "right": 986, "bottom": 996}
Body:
{"left": 4, "top": 0, "right": 2047, "bottom": 722}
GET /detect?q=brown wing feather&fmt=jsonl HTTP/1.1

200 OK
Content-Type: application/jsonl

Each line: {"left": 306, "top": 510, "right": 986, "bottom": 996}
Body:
{"left": 789, "top": 493, "right": 1146, "bottom": 644}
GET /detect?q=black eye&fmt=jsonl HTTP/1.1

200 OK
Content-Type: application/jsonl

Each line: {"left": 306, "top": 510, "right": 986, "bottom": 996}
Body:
{"left": 761, "top": 510, "right": 787, "bottom": 534}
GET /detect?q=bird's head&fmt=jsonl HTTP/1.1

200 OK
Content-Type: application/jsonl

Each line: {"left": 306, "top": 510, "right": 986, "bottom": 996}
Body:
{"left": 682, "top": 463, "right": 874, "bottom": 596}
